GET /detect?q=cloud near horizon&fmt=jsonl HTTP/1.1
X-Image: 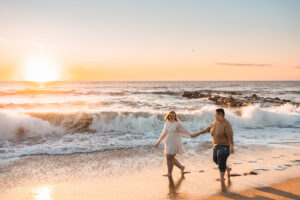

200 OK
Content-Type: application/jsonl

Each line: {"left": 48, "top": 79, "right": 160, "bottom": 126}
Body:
{"left": 216, "top": 62, "right": 273, "bottom": 67}
{"left": 293, "top": 66, "right": 300, "bottom": 69}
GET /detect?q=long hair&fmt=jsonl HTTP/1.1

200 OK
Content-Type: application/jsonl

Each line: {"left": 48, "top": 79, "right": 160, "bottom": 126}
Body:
{"left": 164, "top": 110, "right": 179, "bottom": 122}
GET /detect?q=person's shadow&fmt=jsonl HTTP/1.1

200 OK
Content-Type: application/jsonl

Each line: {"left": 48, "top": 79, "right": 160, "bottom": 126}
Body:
{"left": 168, "top": 175, "right": 185, "bottom": 199}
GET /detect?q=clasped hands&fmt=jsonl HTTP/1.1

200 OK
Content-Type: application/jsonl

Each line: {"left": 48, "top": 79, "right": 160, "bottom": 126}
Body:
{"left": 190, "top": 132, "right": 200, "bottom": 138}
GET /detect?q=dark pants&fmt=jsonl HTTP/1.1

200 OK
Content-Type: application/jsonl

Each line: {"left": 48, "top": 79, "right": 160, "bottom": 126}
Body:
{"left": 213, "top": 145, "right": 230, "bottom": 172}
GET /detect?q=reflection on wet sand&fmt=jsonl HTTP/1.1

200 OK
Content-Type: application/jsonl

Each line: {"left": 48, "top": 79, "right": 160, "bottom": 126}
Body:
{"left": 167, "top": 173, "right": 233, "bottom": 199}
{"left": 168, "top": 175, "right": 186, "bottom": 199}
{"left": 33, "top": 186, "right": 53, "bottom": 200}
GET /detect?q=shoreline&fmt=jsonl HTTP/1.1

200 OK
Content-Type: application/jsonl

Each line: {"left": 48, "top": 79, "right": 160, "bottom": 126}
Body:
{"left": 0, "top": 144, "right": 299, "bottom": 199}
{"left": 196, "top": 178, "right": 300, "bottom": 200}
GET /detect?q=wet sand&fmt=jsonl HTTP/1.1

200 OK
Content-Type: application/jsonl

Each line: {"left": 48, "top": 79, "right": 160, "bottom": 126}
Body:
{"left": 197, "top": 178, "right": 300, "bottom": 200}
{"left": 0, "top": 144, "right": 299, "bottom": 200}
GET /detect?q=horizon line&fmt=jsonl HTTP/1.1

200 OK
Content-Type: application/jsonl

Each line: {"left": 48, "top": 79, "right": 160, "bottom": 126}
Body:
{"left": 0, "top": 80, "right": 299, "bottom": 82}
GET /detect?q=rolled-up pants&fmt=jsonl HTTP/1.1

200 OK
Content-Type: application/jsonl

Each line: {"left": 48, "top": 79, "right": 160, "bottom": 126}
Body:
{"left": 213, "top": 145, "right": 230, "bottom": 172}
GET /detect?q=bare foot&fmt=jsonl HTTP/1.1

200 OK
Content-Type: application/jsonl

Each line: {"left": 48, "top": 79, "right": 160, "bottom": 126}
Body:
{"left": 227, "top": 179, "right": 232, "bottom": 188}
{"left": 221, "top": 180, "right": 226, "bottom": 191}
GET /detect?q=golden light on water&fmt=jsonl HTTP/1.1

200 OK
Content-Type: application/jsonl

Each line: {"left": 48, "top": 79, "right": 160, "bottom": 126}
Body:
{"left": 23, "top": 55, "right": 60, "bottom": 82}
{"left": 33, "top": 186, "right": 53, "bottom": 200}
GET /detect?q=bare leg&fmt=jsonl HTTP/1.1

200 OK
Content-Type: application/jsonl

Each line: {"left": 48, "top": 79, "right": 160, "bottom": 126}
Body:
{"left": 166, "top": 154, "right": 174, "bottom": 176}
{"left": 220, "top": 172, "right": 225, "bottom": 182}
{"left": 172, "top": 156, "right": 185, "bottom": 174}
{"left": 226, "top": 166, "right": 232, "bottom": 182}
{"left": 220, "top": 171, "right": 226, "bottom": 190}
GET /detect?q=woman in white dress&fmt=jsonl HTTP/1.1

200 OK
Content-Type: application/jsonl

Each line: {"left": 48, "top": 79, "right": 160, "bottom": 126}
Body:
{"left": 155, "top": 110, "right": 193, "bottom": 177}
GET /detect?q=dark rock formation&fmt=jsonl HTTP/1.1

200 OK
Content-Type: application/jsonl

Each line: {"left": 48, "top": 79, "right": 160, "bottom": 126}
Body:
{"left": 183, "top": 91, "right": 209, "bottom": 98}
{"left": 182, "top": 90, "right": 300, "bottom": 108}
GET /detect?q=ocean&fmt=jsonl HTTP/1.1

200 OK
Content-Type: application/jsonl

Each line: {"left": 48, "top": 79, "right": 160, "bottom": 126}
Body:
{"left": 0, "top": 81, "right": 299, "bottom": 163}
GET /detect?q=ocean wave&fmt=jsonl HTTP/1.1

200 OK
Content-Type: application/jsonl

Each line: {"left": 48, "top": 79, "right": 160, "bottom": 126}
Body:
{"left": 0, "top": 101, "right": 111, "bottom": 109}
{"left": 227, "top": 104, "right": 300, "bottom": 128}
{"left": 0, "top": 89, "right": 76, "bottom": 96}
{"left": 0, "top": 89, "right": 179, "bottom": 97}
{"left": 0, "top": 111, "right": 64, "bottom": 140}
{"left": 0, "top": 104, "right": 299, "bottom": 140}
{"left": 132, "top": 91, "right": 181, "bottom": 95}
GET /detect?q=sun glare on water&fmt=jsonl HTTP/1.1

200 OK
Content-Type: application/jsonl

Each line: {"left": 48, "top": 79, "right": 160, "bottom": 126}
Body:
{"left": 33, "top": 186, "right": 53, "bottom": 200}
{"left": 23, "top": 55, "right": 60, "bottom": 82}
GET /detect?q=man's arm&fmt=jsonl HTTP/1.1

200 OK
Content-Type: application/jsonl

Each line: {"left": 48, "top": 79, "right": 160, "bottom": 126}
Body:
{"left": 228, "top": 135, "right": 234, "bottom": 146}
{"left": 225, "top": 122, "right": 234, "bottom": 153}
{"left": 191, "top": 126, "right": 210, "bottom": 138}
{"left": 228, "top": 135, "right": 234, "bottom": 153}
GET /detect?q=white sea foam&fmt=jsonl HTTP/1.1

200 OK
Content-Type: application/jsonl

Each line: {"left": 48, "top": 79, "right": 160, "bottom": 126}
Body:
{"left": 0, "top": 104, "right": 299, "bottom": 140}
{"left": 0, "top": 111, "right": 64, "bottom": 140}
{"left": 228, "top": 104, "right": 300, "bottom": 128}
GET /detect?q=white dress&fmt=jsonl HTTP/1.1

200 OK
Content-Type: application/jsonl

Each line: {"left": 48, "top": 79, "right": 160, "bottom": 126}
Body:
{"left": 158, "top": 121, "right": 192, "bottom": 155}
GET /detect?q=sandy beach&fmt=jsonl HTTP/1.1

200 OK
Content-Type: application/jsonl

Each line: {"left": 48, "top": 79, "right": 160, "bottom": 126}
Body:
{"left": 0, "top": 143, "right": 299, "bottom": 200}
{"left": 197, "top": 178, "right": 300, "bottom": 200}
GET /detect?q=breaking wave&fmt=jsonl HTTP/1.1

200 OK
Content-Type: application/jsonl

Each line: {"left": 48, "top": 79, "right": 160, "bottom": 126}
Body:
{"left": 0, "top": 104, "right": 299, "bottom": 140}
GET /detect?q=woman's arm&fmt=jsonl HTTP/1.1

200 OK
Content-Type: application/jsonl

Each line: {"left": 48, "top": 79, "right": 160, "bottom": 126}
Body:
{"left": 177, "top": 122, "right": 193, "bottom": 138}
{"left": 156, "top": 123, "right": 167, "bottom": 147}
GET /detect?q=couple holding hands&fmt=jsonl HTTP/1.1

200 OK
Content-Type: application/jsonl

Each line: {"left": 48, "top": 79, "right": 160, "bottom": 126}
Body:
{"left": 156, "top": 108, "right": 234, "bottom": 183}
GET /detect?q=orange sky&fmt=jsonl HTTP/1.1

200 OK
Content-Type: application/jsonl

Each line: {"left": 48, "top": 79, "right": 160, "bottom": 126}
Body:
{"left": 0, "top": 0, "right": 299, "bottom": 81}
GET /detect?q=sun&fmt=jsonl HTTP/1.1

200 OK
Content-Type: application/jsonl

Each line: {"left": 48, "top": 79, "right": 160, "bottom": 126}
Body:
{"left": 23, "top": 55, "right": 60, "bottom": 82}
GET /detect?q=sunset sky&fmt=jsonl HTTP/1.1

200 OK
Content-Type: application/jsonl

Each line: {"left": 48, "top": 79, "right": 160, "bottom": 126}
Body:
{"left": 0, "top": 0, "right": 299, "bottom": 81}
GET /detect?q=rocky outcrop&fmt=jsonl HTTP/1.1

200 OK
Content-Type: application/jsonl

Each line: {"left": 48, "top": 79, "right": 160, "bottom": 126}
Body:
{"left": 183, "top": 91, "right": 210, "bottom": 98}
{"left": 182, "top": 91, "right": 300, "bottom": 108}
{"left": 208, "top": 96, "right": 250, "bottom": 107}
{"left": 182, "top": 90, "right": 242, "bottom": 98}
